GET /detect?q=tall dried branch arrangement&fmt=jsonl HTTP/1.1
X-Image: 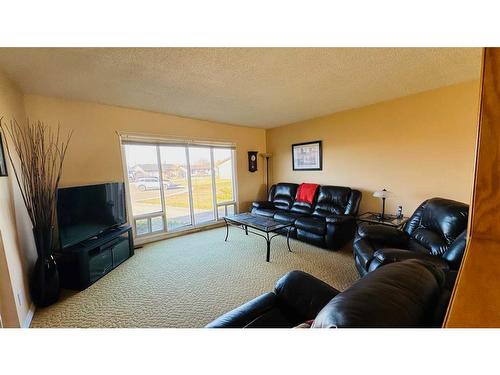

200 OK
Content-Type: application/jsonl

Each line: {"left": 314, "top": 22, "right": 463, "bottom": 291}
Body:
{"left": 0, "top": 117, "right": 72, "bottom": 257}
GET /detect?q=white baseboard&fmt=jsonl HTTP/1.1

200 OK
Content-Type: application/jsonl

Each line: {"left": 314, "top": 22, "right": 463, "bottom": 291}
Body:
{"left": 22, "top": 303, "right": 35, "bottom": 328}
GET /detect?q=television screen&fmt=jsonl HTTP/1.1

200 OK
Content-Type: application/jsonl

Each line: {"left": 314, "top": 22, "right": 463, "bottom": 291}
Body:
{"left": 57, "top": 182, "right": 127, "bottom": 249}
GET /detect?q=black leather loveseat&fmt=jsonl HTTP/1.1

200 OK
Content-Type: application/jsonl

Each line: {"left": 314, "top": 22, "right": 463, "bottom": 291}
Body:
{"left": 353, "top": 198, "right": 469, "bottom": 276}
{"left": 251, "top": 183, "right": 361, "bottom": 250}
{"left": 206, "top": 259, "right": 450, "bottom": 328}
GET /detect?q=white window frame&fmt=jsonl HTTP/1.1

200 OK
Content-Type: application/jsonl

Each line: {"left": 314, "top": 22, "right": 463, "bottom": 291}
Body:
{"left": 119, "top": 135, "right": 238, "bottom": 244}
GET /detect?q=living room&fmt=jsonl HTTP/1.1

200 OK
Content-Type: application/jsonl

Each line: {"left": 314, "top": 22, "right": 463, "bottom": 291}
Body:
{"left": 1, "top": 2, "right": 500, "bottom": 373}
{"left": 0, "top": 47, "right": 481, "bottom": 326}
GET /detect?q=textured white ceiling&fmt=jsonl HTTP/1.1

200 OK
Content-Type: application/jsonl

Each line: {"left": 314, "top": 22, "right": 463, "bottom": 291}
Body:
{"left": 0, "top": 48, "right": 482, "bottom": 128}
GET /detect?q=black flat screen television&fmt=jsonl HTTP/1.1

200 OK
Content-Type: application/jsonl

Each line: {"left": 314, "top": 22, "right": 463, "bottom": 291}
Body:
{"left": 57, "top": 182, "right": 127, "bottom": 249}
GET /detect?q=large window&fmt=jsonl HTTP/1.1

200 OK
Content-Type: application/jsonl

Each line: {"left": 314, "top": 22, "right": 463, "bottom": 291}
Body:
{"left": 123, "top": 141, "right": 237, "bottom": 238}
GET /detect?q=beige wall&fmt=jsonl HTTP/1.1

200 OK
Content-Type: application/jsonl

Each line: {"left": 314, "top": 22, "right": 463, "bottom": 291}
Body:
{"left": 0, "top": 70, "right": 35, "bottom": 328}
{"left": 267, "top": 80, "right": 480, "bottom": 215}
{"left": 23, "top": 95, "right": 268, "bottom": 212}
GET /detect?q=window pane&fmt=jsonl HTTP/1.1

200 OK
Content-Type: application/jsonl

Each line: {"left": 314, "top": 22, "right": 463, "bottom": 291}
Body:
{"left": 217, "top": 205, "right": 225, "bottom": 219}
{"left": 214, "top": 148, "right": 234, "bottom": 203}
{"left": 124, "top": 144, "right": 163, "bottom": 216}
{"left": 136, "top": 218, "right": 149, "bottom": 235}
{"left": 227, "top": 204, "right": 235, "bottom": 216}
{"left": 189, "top": 147, "right": 215, "bottom": 224}
{"left": 151, "top": 216, "right": 164, "bottom": 232}
{"left": 160, "top": 146, "right": 192, "bottom": 231}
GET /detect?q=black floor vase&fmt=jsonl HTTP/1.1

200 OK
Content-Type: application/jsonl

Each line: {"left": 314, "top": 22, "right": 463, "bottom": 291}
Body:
{"left": 30, "top": 254, "right": 60, "bottom": 307}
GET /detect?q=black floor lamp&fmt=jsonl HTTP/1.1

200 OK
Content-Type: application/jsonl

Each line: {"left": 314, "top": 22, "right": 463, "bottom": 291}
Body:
{"left": 260, "top": 153, "right": 272, "bottom": 196}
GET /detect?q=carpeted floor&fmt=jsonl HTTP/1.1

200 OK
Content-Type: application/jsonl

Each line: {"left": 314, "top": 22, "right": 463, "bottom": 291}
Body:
{"left": 31, "top": 227, "right": 359, "bottom": 328}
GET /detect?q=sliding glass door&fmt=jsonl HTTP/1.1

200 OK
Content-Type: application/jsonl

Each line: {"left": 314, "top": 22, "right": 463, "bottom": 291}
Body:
{"left": 159, "top": 146, "right": 192, "bottom": 231}
{"left": 123, "top": 144, "right": 164, "bottom": 236}
{"left": 189, "top": 147, "right": 215, "bottom": 224}
{"left": 214, "top": 148, "right": 236, "bottom": 217}
{"left": 123, "top": 141, "right": 237, "bottom": 239}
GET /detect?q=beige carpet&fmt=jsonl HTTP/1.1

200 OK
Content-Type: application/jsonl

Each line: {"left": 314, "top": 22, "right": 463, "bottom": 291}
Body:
{"left": 31, "top": 227, "right": 359, "bottom": 328}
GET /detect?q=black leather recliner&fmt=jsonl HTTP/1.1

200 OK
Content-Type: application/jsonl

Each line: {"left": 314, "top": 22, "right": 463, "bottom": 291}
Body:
{"left": 353, "top": 198, "right": 469, "bottom": 276}
{"left": 251, "top": 183, "right": 362, "bottom": 250}
{"left": 206, "top": 259, "right": 450, "bottom": 328}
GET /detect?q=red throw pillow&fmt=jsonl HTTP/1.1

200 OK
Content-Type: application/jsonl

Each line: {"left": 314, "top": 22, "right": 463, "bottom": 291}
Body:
{"left": 295, "top": 183, "right": 320, "bottom": 204}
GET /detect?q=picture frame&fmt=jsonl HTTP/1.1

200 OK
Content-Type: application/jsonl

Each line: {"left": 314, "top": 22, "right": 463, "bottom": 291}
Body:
{"left": 0, "top": 133, "right": 7, "bottom": 177}
{"left": 292, "top": 140, "right": 322, "bottom": 171}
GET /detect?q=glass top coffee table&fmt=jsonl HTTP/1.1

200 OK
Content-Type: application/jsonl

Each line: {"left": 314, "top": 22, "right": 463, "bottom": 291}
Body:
{"left": 223, "top": 212, "right": 293, "bottom": 262}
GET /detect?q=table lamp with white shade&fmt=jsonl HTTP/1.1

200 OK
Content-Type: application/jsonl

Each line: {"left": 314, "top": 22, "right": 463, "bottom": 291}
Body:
{"left": 373, "top": 189, "right": 393, "bottom": 220}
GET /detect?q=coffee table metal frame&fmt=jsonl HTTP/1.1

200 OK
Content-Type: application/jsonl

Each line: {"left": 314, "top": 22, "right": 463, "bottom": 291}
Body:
{"left": 223, "top": 213, "right": 293, "bottom": 262}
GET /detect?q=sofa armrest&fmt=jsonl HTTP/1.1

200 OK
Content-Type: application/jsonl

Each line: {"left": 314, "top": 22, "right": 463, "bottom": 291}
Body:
{"left": 368, "top": 248, "right": 449, "bottom": 273}
{"left": 251, "top": 201, "right": 275, "bottom": 210}
{"left": 325, "top": 215, "right": 355, "bottom": 225}
{"left": 205, "top": 292, "right": 277, "bottom": 328}
{"left": 274, "top": 270, "right": 340, "bottom": 320}
{"left": 356, "top": 223, "right": 409, "bottom": 247}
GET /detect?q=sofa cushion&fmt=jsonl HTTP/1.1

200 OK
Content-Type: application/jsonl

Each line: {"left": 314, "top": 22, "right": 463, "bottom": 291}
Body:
{"left": 295, "top": 216, "right": 326, "bottom": 235}
{"left": 272, "top": 183, "right": 299, "bottom": 211}
{"left": 253, "top": 207, "right": 278, "bottom": 218}
{"left": 290, "top": 200, "right": 315, "bottom": 215}
{"left": 312, "top": 186, "right": 352, "bottom": 217}
{"left": 274, "top": 211, "right": 306, "bottom": 225}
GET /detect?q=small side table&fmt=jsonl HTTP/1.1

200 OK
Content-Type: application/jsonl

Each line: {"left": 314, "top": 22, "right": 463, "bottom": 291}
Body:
{"left": 357, "top": 212, "right": 409, "bottom": 229}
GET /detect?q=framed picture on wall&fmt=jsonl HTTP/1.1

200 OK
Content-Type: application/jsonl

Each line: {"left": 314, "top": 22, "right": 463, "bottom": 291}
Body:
{"left": 292, "top": 140, "right": 322, "bottom": 171}
{"left": 0, "top": 133, "right": 7, "bottom": 176}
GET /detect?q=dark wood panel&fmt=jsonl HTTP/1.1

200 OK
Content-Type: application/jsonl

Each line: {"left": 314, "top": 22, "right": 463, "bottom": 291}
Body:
{"left": 446, "top": 238, "right": 500, "bottom": 327}
{"left": 445, "top": 48, "right": 500, "bottom": 327}
{"left": 469, "top": 48, "right": 500, "bottom": 239}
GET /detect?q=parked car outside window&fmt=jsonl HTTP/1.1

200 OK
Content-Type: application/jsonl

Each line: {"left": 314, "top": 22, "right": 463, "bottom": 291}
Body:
{"left": 133, "top": 177, "right": 179, "bottom": 191}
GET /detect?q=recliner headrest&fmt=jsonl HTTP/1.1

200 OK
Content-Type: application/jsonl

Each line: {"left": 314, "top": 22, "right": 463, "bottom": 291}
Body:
{"left": 419, "top": 198, "right": 469, "bottom": 244}
{"left": 312, "top": 259, "right": 445, "bottom": 328}
{"left": 313, "top": 185, "right": 352, "bottom": 216}
{"left": 274, "top": 183, "right": 299, "bottom": 197}
{"left": 272, "top": 183, "right": 299, "bottom": 211}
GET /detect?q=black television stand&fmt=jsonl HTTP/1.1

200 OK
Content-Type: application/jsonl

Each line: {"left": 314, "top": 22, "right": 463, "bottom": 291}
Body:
{"left": 54, "top": 225, "right": 134, "bottom": 290}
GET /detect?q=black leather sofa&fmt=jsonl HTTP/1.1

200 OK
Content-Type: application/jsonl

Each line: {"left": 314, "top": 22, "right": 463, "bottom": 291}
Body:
{"left": 353, "top": 198, "right": 469, "bottom": 276}
{"left": 206, "top": 259, "right": 450, "bottom": 328}
{"left": 251, "top": 183, "right": 362, "bottom": 250}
